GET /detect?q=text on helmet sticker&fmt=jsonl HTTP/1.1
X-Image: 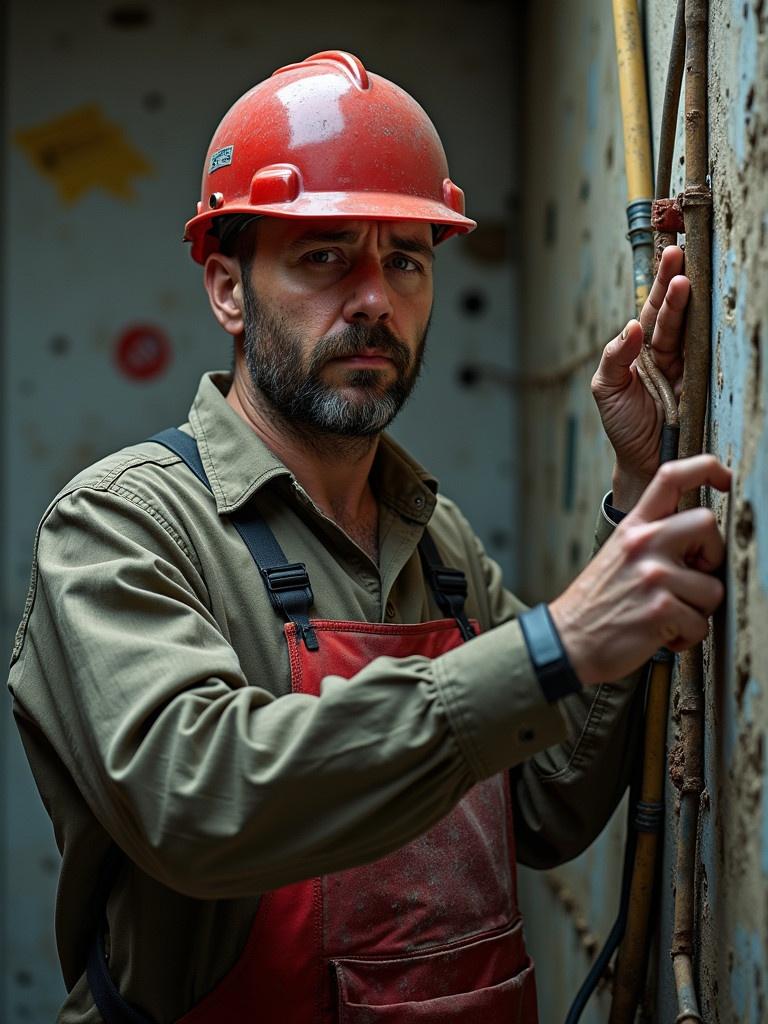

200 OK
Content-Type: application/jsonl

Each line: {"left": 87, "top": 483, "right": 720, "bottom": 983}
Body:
{"left": 209, "top": 145, "right": 234, "bottom": 173}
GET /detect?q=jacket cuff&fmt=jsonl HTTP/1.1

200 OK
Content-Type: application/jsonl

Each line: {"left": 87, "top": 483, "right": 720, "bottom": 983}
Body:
{"left": 597, "top": 491, "right": 622, "bottom": 547}
{"left": 433, "top": 619, "right": 568, "bottom": 782}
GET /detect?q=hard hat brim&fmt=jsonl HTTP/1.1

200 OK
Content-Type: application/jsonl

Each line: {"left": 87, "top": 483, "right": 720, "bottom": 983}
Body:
{"left": 185, "top": 191, "right": 476, "bottom": 264}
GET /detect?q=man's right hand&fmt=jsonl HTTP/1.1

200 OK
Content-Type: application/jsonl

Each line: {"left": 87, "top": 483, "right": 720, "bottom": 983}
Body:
{"left": 548, "top": 456, "right": 731, "bottom": 687}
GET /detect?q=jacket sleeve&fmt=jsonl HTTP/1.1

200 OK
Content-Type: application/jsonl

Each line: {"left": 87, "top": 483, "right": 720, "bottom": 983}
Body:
{"left": 459, "top": 497, "right": 645, "bottom": 869}
{"left": 9, "top": 484, "right": 570, "bottom": 900}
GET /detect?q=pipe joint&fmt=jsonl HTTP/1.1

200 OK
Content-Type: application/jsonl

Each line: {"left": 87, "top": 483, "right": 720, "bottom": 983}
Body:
{"left": 652, "top": 196, "right": 685, "bottom": 233}
{"left": 625, "top": 199, "right": 653, "bottom": 246}
{"left": 682, "top": 184, "right": 712, "bottom": 207}
{"left": 671, "top": 936, "right": 694, "bottom": 957}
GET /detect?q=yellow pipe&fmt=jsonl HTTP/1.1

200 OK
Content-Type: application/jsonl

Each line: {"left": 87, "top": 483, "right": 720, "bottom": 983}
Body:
{"left": 612, "top": 0, "right": 654, "bottom": 204}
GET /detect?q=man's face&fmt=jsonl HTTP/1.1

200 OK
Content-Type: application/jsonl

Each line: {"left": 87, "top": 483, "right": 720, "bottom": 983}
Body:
{"left": 239, "top": 218, "right": 434, "bottom": 437}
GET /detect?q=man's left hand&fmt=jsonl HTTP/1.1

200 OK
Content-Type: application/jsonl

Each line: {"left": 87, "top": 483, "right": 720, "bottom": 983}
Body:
{"left": 591, "top": 245, "right": 689, "bottom": 510}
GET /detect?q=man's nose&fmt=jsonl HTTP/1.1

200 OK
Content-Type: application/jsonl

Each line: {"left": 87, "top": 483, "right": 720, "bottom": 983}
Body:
{"left": 341, "top": 259, "right": 394, "bottom": 325}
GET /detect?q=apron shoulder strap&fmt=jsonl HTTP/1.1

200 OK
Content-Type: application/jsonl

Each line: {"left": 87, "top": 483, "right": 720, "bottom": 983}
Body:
{"left": 149, "top": 429, "right": 474, "bottom": 647}
{"left": 86, "top": 848, "right": 155, "bottom": 1024}
{"left": 417, "top": 531, "right": 476, "bottom": 642}
{"left": 149, "top": 428, "right": 318, "bottom": 650}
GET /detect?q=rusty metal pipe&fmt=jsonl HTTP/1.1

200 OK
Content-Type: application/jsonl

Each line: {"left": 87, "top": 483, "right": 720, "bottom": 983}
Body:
{"left": 654, "top": 0, "right": 687, "bottom": 271}
{"left": 606, "top": 2, "right": 689, "bottom": 1019}
{"left": 656, "top": 0, "right": 687, "bottom": 201}
{"left": 671, "top": 0, "right": 712, "bottom": 1019}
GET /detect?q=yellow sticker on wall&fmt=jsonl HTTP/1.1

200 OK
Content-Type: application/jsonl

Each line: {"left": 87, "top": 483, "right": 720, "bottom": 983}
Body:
{"left": 15, "top": 104, "right": 152, "bottom": 204}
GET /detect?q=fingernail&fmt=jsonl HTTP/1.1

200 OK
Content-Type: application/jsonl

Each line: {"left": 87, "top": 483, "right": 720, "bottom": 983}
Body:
{"left": 621, "top": 325, "right": 629, "bottom": 340}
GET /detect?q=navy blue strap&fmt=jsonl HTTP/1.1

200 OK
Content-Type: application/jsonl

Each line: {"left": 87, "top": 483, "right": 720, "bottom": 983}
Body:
{"left": 417, "top": 530, "right": 476, "bottom": 642}
{"left": 150, "top": 428, "right": 318, "bottom": 650}
{"left": 86, "top": 848, "right": 155, "bottom": 1024}
{"left": 518, "top": 603, "right": 582, "bottom": 702}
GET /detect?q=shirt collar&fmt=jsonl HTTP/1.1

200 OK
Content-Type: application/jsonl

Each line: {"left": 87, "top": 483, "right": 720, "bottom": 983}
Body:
{"left": 187, "top": 372, "right": 438, "bottom": 521}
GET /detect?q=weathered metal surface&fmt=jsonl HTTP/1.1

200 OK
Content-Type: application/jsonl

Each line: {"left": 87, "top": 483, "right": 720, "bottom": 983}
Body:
{"left": 521, "top": 0, "right": 767, "bottom": 1020}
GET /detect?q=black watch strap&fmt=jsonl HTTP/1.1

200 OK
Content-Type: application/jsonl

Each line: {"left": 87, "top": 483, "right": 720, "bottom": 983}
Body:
{"left": 518, "top": 603, "right": 583, "bottom": 702}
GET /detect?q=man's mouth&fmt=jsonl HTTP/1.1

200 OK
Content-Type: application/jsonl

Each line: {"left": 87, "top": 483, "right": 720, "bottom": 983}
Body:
{"left": 326, "top": 349, "right": 396, "bottom": 369}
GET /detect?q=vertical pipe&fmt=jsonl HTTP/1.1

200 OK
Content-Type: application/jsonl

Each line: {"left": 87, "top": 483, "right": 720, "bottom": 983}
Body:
{"left": 608, "top": 5, "right": 680, "bottom": 1021}
{"left": 653, "top": 0, "right": 687, "bottom": 272}
{"left": 671, "top": 0, "right": 711, "bottom": 1020}
{"left": 612, "top": 0, "right": 655, "bottom": 315}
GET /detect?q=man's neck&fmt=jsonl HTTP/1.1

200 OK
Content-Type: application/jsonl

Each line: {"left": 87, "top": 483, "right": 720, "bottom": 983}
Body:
{"left": 225, "top": 368, "right": 380, "bottom": 535}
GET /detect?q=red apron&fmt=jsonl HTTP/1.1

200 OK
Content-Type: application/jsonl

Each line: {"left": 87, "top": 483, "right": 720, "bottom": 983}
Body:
{"left": 178, "top": 617, "right": 538, "bottom": 1024}
{"left": 88, "top": 430, "right": 538, "bottom": 1024}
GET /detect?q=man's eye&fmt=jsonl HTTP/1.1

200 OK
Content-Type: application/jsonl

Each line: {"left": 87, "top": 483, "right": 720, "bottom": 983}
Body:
{"left": 306, "top": 250, "right": 339, "bottom": 264}
{"left": 390, "top": 255, "right": 419, "bottom": 272}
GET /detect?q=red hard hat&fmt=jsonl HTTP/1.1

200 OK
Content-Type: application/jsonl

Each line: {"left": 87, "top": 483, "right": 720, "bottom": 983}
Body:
{"left": 184, "top": 50, "right": 476, "bottom": 263}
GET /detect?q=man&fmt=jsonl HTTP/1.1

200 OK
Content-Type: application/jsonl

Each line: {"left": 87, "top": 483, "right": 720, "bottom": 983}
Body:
{"left": 8, "top": 50, "right": 729, "bottom": 1023}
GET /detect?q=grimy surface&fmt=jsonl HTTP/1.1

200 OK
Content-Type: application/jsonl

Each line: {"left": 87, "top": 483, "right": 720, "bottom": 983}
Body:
{"left": 518, "top": 1, "right": 768, "bottom": 1021}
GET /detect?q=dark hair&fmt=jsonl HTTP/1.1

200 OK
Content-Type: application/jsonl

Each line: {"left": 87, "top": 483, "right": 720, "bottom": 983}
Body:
{"left": 212, "top": 215, "right": 260, "bottom": 272}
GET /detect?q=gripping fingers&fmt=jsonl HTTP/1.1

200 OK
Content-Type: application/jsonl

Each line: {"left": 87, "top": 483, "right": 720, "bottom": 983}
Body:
{"left": 639, "top": 245, "right": 685, "bottom": 337}
{"left": 653, "top": 506, "right": 726, "bottom": 572}
{"left": 632, "top": 456, "right": 732, "bottom": 522}
{"left": 651, "top": 593, "right": 711, "bottom": 652}
{"left": 649, "top": 276, "right": 689, "bottom": 377}
{"left": 668, "top": 565, "right": 725, "bottom": 616}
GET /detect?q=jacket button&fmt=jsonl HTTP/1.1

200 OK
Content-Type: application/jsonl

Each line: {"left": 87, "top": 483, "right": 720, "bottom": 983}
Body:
{"left": 385, "top": 601, "right": 396, "bottom": 620}
{"left": 412, "top": 495, "right": 425, "bottom": 509}
{"left": 518, "top": 726, "right": 535, "bottom": 743}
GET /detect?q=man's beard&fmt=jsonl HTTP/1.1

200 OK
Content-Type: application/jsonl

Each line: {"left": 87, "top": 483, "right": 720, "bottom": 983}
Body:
{"left": 241, "top": 278, "right": 428, "bottom": 439}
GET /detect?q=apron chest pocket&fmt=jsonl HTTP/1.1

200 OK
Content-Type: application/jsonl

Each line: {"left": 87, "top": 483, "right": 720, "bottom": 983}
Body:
{"left": 331, "top": 919, "right": 537, "bottom": 1023}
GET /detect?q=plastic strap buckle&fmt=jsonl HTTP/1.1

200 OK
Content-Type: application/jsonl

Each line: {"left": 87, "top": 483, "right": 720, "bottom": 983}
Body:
{"left": 431, "top": 567, "right": 468, "bottom": 599}
{"left": 262, "top": 563, "right": 319, "bottom": 650}
{"left": 263, "top": 563, "right": 311, "bottom": 594}
{"left": 428, "top": 568, "right": 474, "bottom": 641}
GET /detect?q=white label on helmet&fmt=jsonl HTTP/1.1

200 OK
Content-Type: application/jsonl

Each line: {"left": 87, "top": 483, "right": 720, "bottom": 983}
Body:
{"left": 209, "top": 145, "right": 234, "bottom": 173}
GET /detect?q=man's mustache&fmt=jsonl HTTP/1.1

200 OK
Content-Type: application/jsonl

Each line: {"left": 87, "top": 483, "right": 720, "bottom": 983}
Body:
{"left": 308, "top": 324, "right": 413, "bottom": 374}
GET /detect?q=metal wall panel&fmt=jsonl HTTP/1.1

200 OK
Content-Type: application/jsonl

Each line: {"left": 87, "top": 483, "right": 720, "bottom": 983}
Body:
{"left": 520, "top": 1, "right": 768, "bottom": 1020}
{"left": 2, "top": 2, "right": 518, "bottom": 1019}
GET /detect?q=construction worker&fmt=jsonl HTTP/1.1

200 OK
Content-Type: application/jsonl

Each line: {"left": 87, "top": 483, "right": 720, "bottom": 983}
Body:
{"left": 8, "top": 51, "right": 729, "bottom": 1023}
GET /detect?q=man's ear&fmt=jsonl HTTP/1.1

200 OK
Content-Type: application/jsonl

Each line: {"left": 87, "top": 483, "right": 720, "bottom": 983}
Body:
{"left": 204, "top": 253, "right": 244, "bottom": 336}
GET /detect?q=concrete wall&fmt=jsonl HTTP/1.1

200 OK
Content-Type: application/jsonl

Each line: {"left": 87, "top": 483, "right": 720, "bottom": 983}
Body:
{"left": 518, "top": 1, "right": 768, "bottom": 1021}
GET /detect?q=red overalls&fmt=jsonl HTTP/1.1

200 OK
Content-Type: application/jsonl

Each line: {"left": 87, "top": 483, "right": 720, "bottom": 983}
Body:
{"left": 88, "top": 429, "right": 538, "bottom": 1024}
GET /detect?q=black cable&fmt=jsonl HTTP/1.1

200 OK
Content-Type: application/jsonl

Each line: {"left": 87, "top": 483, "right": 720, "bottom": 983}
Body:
{"left": 563, "top": 668, "right": 650, "bottom": 1024}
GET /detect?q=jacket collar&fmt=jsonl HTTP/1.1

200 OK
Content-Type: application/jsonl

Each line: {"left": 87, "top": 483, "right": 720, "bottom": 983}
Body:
{"left": 187, "top": 372, "right": 438, "bottom": 522}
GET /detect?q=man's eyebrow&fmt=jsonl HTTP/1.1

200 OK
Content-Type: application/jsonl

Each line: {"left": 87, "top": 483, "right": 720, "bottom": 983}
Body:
{"left": 389, "top": 234, "right": 435, "bottom": 263}
{"left": 287, "top": 229, "right": 435, "bottom": 262}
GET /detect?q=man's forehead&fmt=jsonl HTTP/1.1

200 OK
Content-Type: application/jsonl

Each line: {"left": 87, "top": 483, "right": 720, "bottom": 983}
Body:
{"left": 266, "top": 218, "right": 434, "bottom": 255}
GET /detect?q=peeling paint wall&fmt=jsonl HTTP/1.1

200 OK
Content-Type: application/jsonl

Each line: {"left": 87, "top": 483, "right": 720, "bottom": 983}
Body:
{"left": 519, "top": 1, "right": 767, "bottom": 1021}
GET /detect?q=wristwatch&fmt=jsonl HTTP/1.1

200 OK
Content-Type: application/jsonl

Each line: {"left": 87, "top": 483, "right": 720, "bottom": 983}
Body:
{"left": 518, "top": 603, "right": 583, "bottom": 702}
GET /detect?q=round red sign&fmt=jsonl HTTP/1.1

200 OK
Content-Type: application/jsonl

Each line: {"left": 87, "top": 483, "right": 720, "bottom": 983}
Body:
{"left": 115, "top": 324, "right": 172, "bottom": 381}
